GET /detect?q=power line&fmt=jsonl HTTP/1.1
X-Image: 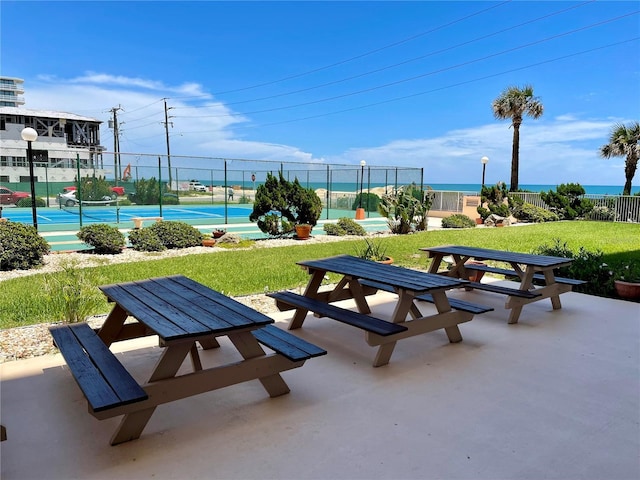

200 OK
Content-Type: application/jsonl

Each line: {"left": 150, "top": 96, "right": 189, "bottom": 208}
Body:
{"left": 177, "top": 37, "right": 639, "bottom": 134}
{"left": 174, "top": 0, "right": 595, "bottom": 110}
{"left": 173, "top": 11, "right": 639, "bottom": 120}
{"left": 169, "top": 0, "right": 514, "bottom": 100}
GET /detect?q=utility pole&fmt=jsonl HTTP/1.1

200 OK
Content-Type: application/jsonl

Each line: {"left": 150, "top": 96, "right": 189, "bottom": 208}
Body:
{"left": 109, "top": 105, "right": 123, "bottom": 183}
{"left": 163, "top": 99, "right": 174, "bottom": 189}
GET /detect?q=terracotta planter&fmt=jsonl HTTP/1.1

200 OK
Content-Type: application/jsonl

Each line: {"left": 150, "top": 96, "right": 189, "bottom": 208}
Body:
{"left": 614, "top": 280, "right": 640, "bottom": 300}
{"left": 212, "top": 230, "right": 226, "bottom": 239}
{"left": 475, "top": 218, "right": 484, "bottom": 225}
{"left": 355, "top": 208, "right": 365, "bottom": 220}
{"left": 464, "top": 261, "right": 486, "bottom": 282}
{"left": 202, "top": 239, "right": 216, "bottom": 247}
{"left": 295, "top": 224, "right": 312, "bottom": 240}
{"left": 377, "top": 256, "right": 394, "bottom": 265}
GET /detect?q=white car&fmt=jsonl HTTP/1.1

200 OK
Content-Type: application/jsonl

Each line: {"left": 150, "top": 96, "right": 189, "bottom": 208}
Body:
{"left": 57, "top": 191, "right": 113, "bottom": 207}
{"left": 188, "top": 181, "right": 207, "bottom": 192}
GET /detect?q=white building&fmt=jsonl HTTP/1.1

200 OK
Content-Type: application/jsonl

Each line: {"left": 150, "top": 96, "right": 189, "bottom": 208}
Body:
{"left": 0, "top": 77, "right": 106, "bottom": 184}
{"left": 0, "top": 77, "right": 25, "bottom": 107}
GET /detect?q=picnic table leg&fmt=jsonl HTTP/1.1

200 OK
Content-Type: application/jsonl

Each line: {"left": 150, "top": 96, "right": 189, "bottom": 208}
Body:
{"left": 97, "top": 304, "right": 129, "bottom": 346}
{"left": 543, "top": 270, "right": 563, "bottom": 310}
{"left": 228, "top": 331, "right": 290, "bottom": 397}
{"left": 372, "top": 291, "right": 414, "bottom": 367}
{"left": 506, "top": 268, "right": 536, "bottom": 324}
{"left": 430, "top": 290, "right": 462, "bottom": 343}
{"left": 110, "top": 342, "right": 193, "bottom": 445}
{"left": 289, "top": 270, "right": 325, "bottom": 329}
{"left": 427, "top": 253, "right": 445, "bottom": 273}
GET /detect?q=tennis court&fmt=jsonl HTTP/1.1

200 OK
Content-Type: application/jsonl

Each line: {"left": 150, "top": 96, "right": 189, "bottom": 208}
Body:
{"left": 1, "top": 204, "right": 255, "bottom": 227}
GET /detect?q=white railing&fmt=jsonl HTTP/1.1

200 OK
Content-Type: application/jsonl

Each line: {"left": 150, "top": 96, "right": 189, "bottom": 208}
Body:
{"left": 510, "top": 193, "right": 640, "bottom": 223}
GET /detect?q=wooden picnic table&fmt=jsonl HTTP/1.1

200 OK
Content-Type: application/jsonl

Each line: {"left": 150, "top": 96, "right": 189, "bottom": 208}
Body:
{"left": 270, "top": 255, "right": 492, "bottom": 367}
{"left": 49, "top": 275, "right": 325, "bottom": 445}
{"left": 421, "top": 245, "right": 583, "bottom": 324}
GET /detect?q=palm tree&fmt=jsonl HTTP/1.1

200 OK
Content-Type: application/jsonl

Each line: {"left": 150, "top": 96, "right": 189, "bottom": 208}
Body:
{"left": 492, "top": 85, "right": 544, "bottom": 191}
{"left": 600, "top": 122, "right": 640, "bottom": 195}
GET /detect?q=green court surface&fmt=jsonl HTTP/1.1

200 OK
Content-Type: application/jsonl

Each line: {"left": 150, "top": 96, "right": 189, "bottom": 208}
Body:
{"left": 34, "top": 211, "right": 390, "bottom": 252}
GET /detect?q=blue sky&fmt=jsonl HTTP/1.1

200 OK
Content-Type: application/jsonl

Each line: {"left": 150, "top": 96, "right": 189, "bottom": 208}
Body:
{"left": 2, "top": 1, "right": 639, "bottom": 187}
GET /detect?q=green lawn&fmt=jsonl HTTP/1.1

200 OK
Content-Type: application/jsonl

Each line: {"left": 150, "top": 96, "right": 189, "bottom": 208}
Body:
{"left": 1, "top": 221, "right": 638, "bottom": 329}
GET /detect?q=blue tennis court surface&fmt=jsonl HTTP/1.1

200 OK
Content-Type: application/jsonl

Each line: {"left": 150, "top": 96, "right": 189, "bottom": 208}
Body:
{"left": 2, "top": 205, "right": 254, "bottom": 226}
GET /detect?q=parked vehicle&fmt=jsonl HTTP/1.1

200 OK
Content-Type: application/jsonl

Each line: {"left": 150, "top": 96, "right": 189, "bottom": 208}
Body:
{"left": 57, "top": 190, "right": 113, "bottom": 207}
{"left": 62, "top": 185, "right": 125, "bottom": 199}
{"left": 188, "top": 181, "right": 207, "bottom": 192}
{"left": 0, "top": 186, "right": 30, "bottom": 205}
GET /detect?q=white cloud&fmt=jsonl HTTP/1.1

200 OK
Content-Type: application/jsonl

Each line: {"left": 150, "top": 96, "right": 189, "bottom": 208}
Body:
{"left": 23, "top": 73, "right": 634, "bottom": 187}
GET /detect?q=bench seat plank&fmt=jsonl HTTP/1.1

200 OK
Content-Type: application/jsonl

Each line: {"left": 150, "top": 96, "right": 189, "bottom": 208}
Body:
{"left": 50, "top": 323, "right": 148, "bottom": 412}
{"left": 463, "top": 264, "right": 586, "bottom": 286}
{"left": 464, "top": 281, "right": 541, "bottom": 299}
{"left": 267, "top": 291, "right": 407, "bottom": 336}
{"left": 359, "top": 279, "right": 495, "bottom": 313}
{"left": 252, "top": 325, "right": 327, "bottom": 362}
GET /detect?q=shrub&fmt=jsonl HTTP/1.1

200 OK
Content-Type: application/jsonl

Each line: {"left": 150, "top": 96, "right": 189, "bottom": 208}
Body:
{"left": 43, "top": 259, "right": 104, "bottom": 323}
{"left": 162, "top": 193, "right": 180, "bottom": 205}
{"left": 324, "top": 217, "right": 367, "bottom": 236}
{"left": 512, "top": 202, "right": 559, "bottom": 223}
{"left": 127, "top": 228, "right": 166, "bottom": 252}
{"left": 352, "top": 192, "right": 380, "bottom": 212}
{"left": 441, "top": 214, "right": 476, "bottom": 229}
{"left": 16, "top": 196, "right": 46, "bottom": 207}
{"left": 149, "top": 221, "right": 203, "bottom": 249}
{"left": 478, "top": 182, "right": 511, "bottom": 219}
{"left": 128, "top": 177, "right": 167, "bottom": 205}
{"left": 76, "top": 175, "right": 113, "bottom": 201}
{"left": 585, "top": 205, "right": 616, "bottom": 221}
{"left": 0, "top": 221, "right": 50, "bottom": 271}
{"left": 77, "top": 224, "right": 125, "bottom": 254}
{"left": 532, "top": 238, "right": 613, "bottom": 297}
{"left": 250, "top": 172, "right": 322, "bottom": 236}
{"left": 540, "top": 183, "right": 594, "bottom": 220}
{"left": 323, "top": 223, "right": 343, "bottom": 236}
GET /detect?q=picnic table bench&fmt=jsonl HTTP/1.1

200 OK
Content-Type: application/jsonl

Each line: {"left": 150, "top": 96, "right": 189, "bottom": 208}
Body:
{"left": 132, "top": 216, "right": 163, "bottom": 229}
{"left": 271, "top": 255, "right": 492, "bottom": 367}
{"left": 49, "top": 275, "right": 325, "bottom": 445}
{"left": 421, "top": 245, "right": 586, "bottom": 324}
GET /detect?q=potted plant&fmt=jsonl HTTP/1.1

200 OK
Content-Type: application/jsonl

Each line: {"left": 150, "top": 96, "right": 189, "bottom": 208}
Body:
{"left": 202, "top": 234, "right": 216, "bottom": 247}
{"left": 249, "top": 172, "right": 322, "bottom": 238}
{"left": 212, "top": 228, "right": 226, "bottom": 239}
{"left": 612, "top": 261, "right": 640, "bottom": 300}
{"left": 353, "top": 238, "right": 393, "bottom": 264}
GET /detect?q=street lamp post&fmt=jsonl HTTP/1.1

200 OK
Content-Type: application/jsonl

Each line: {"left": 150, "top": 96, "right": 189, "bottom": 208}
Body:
{"left": 356, "top": 160, "right": 366, "bottom": 219}
{"left": 21, "top": 127, "right": 39, "bottom": 230}
{"left": 481, "top": 156, "right": 489, "bottom": 188}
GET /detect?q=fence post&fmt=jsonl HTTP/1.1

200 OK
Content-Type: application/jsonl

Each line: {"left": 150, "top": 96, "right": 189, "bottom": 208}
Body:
{"left": 158, "top": 156, "right": 163, "bottom": 218}
{"left": 76, "top": 154, "right": 83, "bottom": 228}
{"left": 224, "top": 159, "right": 228, "bottom": 224}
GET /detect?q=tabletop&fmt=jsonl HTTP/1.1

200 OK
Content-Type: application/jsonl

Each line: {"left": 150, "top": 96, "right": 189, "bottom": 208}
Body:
{"left": 298, "top": 255, "right": 467, "bottom": 292}
{"left": 99, "top": 275, "right": 273, "bottom": 342}
{"left": 420, "top": 245, "right": 574, "bottom": 268}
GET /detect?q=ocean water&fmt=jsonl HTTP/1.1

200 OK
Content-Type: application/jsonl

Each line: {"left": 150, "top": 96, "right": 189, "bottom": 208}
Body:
{"left": 301, "top": 182, "right": 638, "bottom": 196}
{"left": 202, "top": 178, "right": 638, "bottom": 196}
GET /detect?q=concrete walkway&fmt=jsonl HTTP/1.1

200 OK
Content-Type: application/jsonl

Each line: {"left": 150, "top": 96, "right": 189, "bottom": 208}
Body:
{"left": 1, "top": 284, "right": 638, "bottom": 479}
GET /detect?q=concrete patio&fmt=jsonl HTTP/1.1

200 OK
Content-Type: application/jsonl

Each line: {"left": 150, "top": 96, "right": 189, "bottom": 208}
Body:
{"left": 1, "top": 283, "right": 638, "bottom": 480}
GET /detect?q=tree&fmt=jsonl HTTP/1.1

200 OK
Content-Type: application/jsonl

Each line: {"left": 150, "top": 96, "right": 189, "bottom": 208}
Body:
{"left": 492, "top": 85, "right": 544, "bottom": 191}
{"left": 249, "top": 172, "right": 322, "bottom": 236}
{"left": 599, "top": 121, "right": 640, "bottom": 196}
